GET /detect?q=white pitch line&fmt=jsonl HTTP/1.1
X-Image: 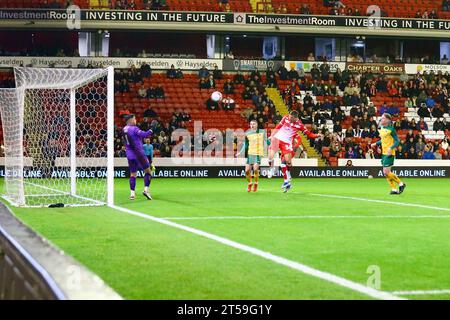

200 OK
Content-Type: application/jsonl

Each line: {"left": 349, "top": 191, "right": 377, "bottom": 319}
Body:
{"left": 310, "top": 193, "right": 450, "bottom": 212}
{"left": 391, "top": 289, "right": 450, "bottom": 296}
{"left": 110, "top": 204, "right": 404, "bottom": 300}
{"left": 161, "top": 215, "right": 450, "bottom": 221}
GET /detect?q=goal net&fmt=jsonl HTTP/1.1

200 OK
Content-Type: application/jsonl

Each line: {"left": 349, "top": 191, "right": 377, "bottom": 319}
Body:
{"left": 0, "top": 67, "right": 114, "bottom": 207}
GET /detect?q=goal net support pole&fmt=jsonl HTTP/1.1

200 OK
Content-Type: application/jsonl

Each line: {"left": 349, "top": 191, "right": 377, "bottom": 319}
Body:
{"left": 107, "top": 66, "right": 114, "bottom": 207}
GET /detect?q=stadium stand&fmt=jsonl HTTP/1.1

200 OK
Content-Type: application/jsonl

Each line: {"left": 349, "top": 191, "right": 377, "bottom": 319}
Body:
{"left": 0, "top": 63, "right": 449, "bottom": 163}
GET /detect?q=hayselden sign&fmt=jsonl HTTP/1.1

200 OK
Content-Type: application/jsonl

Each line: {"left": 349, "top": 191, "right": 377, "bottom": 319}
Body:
{"left": 0, "top": 56, "right": 222, "bottom": 70}
{"left": 1, "top": 9, "right": 450, "bottom": 32}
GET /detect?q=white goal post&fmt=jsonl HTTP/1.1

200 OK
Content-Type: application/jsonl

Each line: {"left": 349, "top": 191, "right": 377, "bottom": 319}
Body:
{"left": 0, "top": 67, "right": 114, "bottom": 207}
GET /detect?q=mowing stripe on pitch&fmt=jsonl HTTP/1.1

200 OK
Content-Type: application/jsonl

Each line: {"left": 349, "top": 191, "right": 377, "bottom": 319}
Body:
{"left": 111, "top": 204, "right": 404, "bottom": 300}
{"left": 161, "top": 215, "right": 450, "bottom": 220}
{"left": 391, "top": 289, "right": 450, "bottom": 295}
{"left": 310, "top": 193, "right": 450, "bottom": 212}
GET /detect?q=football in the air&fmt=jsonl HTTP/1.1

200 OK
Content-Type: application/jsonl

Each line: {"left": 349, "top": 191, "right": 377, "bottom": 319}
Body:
{"left": 211, "top": 91, "right": 223, "bottom": 102}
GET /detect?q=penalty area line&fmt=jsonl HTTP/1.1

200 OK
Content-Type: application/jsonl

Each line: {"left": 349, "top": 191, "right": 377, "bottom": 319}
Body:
{"left": 161, "top": 215, "right": 450, "bottom": 221}
{"left": 310, "top": 193, "right": 450, "bottom": 212}
{"left": 110, "top": 204, "right": 404, "bottom": 300}
{"left": 390, "top": 289, "right": 450, "bottom": 296}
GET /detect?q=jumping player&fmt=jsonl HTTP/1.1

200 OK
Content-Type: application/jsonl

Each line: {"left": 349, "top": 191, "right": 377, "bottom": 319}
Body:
{"left": 237, "top": 120, "right": 268, "bottom": 192}
{"left": 370, "top": 113, "right": 406, "bottom": 195}
{"left": 123, "top": 114, "right": 153, "bottom": 200}
{"left": 268, "top": 110, "right": 322, "bottom": 192}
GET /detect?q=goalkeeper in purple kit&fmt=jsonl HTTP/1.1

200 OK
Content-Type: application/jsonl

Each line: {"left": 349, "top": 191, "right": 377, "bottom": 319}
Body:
{"left": 123, "top": 114, "right": 153, "bottom": 200}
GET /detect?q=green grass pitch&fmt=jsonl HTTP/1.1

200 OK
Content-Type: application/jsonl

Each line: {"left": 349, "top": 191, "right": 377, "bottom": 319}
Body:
{"left": 4, "top": 177, "right": 450, "bottom": 300}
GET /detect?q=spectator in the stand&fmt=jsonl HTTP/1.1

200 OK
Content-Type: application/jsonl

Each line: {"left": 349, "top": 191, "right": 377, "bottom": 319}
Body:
{"left": 322, "top": 98, "right": 333, "bottom": 110}
{"left": 300, "top": 4, "right": 311, "bottom": 14}
{"left": 138, "top": 85, "right": 147, "bottom": 98}
{"left": 151, "top": 0, "right": 163, "bottom": 10}
{"left": 155, "top": 85, "right": 165, "bottom": 99}
{"left": 433, "top": 118, "right": 446, "bottom": 131}
{"left": 333, "top": 120, "right": 342, "bottom": 133}
{"left": 414, "top": 139, "right": 426, "bottom": 153}
{"left": 431, "top": 105, "right": 444, "bottom": 118}
{"left": 222, "top": 97, "right": 235, "bottom": 111}
{"left": 223, "top": 79, "right": 235, "bottom": 94}
{"left": 441, "top": 54, "right": 449, "bottom": 64}
{"left": 311, "top": 64, "right": 321, "bottom": 81}
{"left": 417, "top": 118, "right": 428, "bottom": 131}
{"left": 320, "top": 62, "right": 330, "bottom": 81}
{"left": 166, "top": 64, "right": 177, "bottom": 79}
{"left": 118, "top": 79, "right": 129, "bottom": 93}
{"left": 404, "top": 97, "right": 414, "bottom": 108}
{"left": 146, "top": 86, "right": 156, "bottom": 99}
{"left": 143, "top": 0, "right": 152, "bottom": 10}
{"left": 198, "top": 78, "right": 207, "bottom": 89}
{"left": 345, "top": 147, "right": 356, "bottom": 159}
{"left": 417, "top": 103, "right": 431, "bottom": 118}
{"left": 213, "top": 65, "right": 223, "bottom": 80}
{"left": 387, "top": 102, "right": 400, "bottom": 117}
{"left": 242, "top": 86, "right": 252, "bottom": 100}
{"left": 425, "top": 95, "right": 436, "bottom": 108}
{"left": 206, "top": 97, "right": 220, "bottom": 111}
{"left": 272, "top": 111, "right": 282, "bottom": 124}
{"left": 296, "top": 68, "right": 306, "bottom": 81}
{"left": 206, "top": 75, "right": 216, "bottom": 89}
{"left": 276, "top": 4, "right": 288, "bottom": 13}
{"left": 267, "top": 74, "right": 277, "bottom": 88}
{"left": 366, "top": 102, "right": 376, "bottom": 118}
{"left": 441, "top": 137, "right": 449, "bottom": 150}
{"left": 240, "top": 107, "right": 253, "bottom": 120}
{"left": 266, "top": 67, "right": 276, "bottom": 79}
{"left": 199, "top": 66, "right": 210, "bottom": 78}
{"left": 277, "top": 65, "right": 288, "bottom": 80}
{"left": 233, "top": 71, "right": 245, "bottom": 84}
{"left": 422, "top": 146, "right": 436, "bottom": 159}
{"left": 429, "top": 9, "right": 438, "bottom": 19}
{"left": 175, "top": 68, "right": 184, "bottom": 79}
{"left": 140, "top": 62, "right": 152, "bottom": 78}
{"left": 444, "top": 0, "right": 450, "bottom": 11}
{"left": 288, "top": 67, "right": 299, "bottom": 80}
{"left": 331, "top": 107, "right": 344, "bottom": 122}
{"left": 143, "top": 108, "right": 158, "bottom": 118}
{"left": 307, "top": 53, "right": 315, "bottom": 61}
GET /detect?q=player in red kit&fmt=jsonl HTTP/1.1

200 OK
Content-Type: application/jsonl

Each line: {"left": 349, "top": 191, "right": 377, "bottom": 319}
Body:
{"left": 268, "top": 110, "right": 322, "bottom": 192}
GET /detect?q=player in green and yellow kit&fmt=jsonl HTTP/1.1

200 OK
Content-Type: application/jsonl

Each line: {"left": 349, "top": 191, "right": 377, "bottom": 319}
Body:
{"left": 370, "top": 113, "right": 406, "bottom": 195}
{"left": 237, "top": 120, "right": 268, "bottom": 192}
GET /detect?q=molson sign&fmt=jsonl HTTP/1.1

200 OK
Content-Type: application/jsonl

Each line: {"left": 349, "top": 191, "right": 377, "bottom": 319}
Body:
{"left": 346, "top": 63, "right": 405, "bottom": 74}
{"left": 404, "top": 63, "right": 450, "bottom": 74}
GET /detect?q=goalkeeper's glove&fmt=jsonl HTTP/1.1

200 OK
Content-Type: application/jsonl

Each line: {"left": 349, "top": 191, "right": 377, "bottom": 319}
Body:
{"left": 151, "top": 164, "right": 156, "bottom": 173}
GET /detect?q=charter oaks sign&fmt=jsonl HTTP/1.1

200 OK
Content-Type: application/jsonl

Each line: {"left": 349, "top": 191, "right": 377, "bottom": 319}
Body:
{"left": 0, "top": 56, "right": 222, "bottom": 70}
{"left": 347, "top": 63, "right": 405, "bottom": 74}
{"left": 1, "top": 9, "right": 450, "bottom": 31}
